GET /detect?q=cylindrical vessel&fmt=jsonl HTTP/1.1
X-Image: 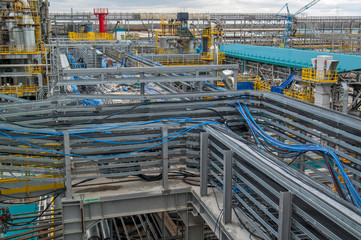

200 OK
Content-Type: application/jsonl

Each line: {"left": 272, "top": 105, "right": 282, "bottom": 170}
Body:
{"left": 98, "top": 14, "right": 105, "bottom": 33}
{"left": 100, "top": 220, "right": 111, "bottom": 240}
{"left": 159, "top": 37, "right": 168, "bottom": 49}
{"left": 23, "top": 26, "right": 36, "bottom": 51}
{"left": 86, "top": 224, "right": 101, "bottom": 240}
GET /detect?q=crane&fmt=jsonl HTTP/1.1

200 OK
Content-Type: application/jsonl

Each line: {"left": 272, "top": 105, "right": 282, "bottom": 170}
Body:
{"left": 277, "top": 0, "right": 321, "bottom": 47}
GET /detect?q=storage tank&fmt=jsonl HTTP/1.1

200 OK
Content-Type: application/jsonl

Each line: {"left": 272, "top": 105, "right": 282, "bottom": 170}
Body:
{"left": 13, "top": 27, "right": 25, "bottom": 50}
{"left": 22, "top": 12, "right": 36, "bottom": 52}
{"left": 159, "top": 37, "right": 168, "bottom": 49}
{"left": 23, "top": 26, "right": 36, "bottom": 51}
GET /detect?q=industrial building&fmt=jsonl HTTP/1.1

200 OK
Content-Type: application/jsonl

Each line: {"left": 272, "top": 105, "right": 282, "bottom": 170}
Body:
{"left": 1, "top": 0, "right": 361, "bottom": 240}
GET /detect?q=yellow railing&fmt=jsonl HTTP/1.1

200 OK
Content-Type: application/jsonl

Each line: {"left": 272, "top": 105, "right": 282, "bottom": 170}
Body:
{"left": 15, "top": 16, "right": 40, "bottom": 25}
{"left": 201, "top": 51, "right": 212, "bottom": 61}
{"left": 25, "top": 65, "right": 42, "bottom": 74}
{"left": 253, "top": 79, "right": 315, "bottom": 103}
{"left": 159, "top": 19, "right": 181, "bottom": 36}
{"left": 157, "top": 48, "right": 181, "bottom": 54}
{"left": 202, "top": 26, "right": 224, "bottom": 37}
{"left": 218, "top": 52, "right": 225, "bottom": 64}
{"left": 302, "top": 68, "right": 338, "bottom": 83}
{"left": 0, "top": 85, "right": 38, "bottom": 97}
{"left": 0, "top": 46, "right": 41, "bottom": 55}
{"left": 238, "top": 75, "right": 261, "bottom": 82}
{"left": 283, "top": 89, "right": 315, "bottom": 103}
{"left": 122, "top": 33, "right": 140, "bottom": 39}
{"left": 0, "top": 178, "right": 64, "bottom": 196}
{"left": 68, "top": 32, "right": 115, "bottom": 41}
{"left": 254, "top": 81, "right": 271, "bottom": 92}
{"left": 14, "top": 2, "right": 22, "bottom": 10}
{"left": 218, "top": 75, "right": 261, "bottom": 87}
{"left": 157, "top": 58, "right": 207, "bottom": 66}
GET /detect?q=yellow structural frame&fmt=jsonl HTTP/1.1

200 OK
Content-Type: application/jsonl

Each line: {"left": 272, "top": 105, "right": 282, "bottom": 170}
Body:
{"left": 68, "top": 32, "right": 115, "bottom": 41}
{"left": 0, "top": 0, "right": 43, "bottom": 55}
{"left": 25, "top": 65, "right": 42, "bottom": 75}
{"left": 201, "top": 26, "right": 225, "bottom": 64}
{"left": 0, "top": 85, "right": 38, "bottom": 97}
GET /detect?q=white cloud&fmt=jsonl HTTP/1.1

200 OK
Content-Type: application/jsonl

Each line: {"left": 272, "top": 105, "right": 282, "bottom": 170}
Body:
{"left": 49, "top": 0, "right": 361, "bottom": 16}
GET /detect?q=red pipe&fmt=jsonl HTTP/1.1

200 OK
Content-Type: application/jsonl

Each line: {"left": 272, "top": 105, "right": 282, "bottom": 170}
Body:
{"left": 98, "top": 14, "right": 105, "bottom": 33}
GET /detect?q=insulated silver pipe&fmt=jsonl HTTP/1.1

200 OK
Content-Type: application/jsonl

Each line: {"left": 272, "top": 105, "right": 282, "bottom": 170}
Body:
{"left": 86, "top": 224, "right": 101, "bottom": 240}
{"left": 100, "top": 219, "right": 111, "bottom": 240}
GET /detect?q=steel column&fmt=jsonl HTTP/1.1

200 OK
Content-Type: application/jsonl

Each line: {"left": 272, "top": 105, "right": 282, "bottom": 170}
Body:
{"left": 162, "top": 126, "right": 169, "bottom": 189}
{"left": 63, "top": 131, "right": 72, "bottom": 199}
{"left": 200, "top": 132, "right": 209, "bottom": 197}
{"left": 223, "top": 150, "right": 233, "bottom": 224}
{"left": 278, "top": 192, "right": 293, "bottom": 240}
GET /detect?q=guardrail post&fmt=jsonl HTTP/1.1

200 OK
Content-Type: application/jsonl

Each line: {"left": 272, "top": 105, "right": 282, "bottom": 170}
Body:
{"left": 223, "top": 150, "right": 233, "bottom": 224}
{"left": 63, "top": 131, "right": 72, "bottom": 200}
{"left": 278, "top": 191, "right": 293, "bottom": 240}
{"left": 233, "top": 70, "right": 238, "bottom": 91}
{"left": 200, "top": 132, "right": 209, "bottom": 197}
{"left": 140, "top": 72, "right": 145, "bottom": 95}
{"left": 162, "top": 126, "right": 169, "bottom": 189}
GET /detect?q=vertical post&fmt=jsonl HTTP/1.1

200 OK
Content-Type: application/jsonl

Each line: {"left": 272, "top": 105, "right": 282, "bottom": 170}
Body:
{"left": 297, "top": 155, "right": 305, "bottom": 172}
{"left": 196, "top": 70, "right": 201, "bottom": 92}
{"left": 162, "top": 212, "right": 165, "bottom": 240}
{"left": 212, "top": 70, "right": 217, "bottom": 86}
{"left": 340, "top": 82, "right": 349, "bottom": 113}
{"left": 162, "top": 126, "right": 169, "bottom": 189}
{"left": 233, "top": 70, "right": 238, "bottom": 91}
{"left": 223, "top": 150, "right": 233, "bottom": 224}
{"left": 140, "top": 73, "right": 145, "bottom": 95}
{"left": 200, "top": 132, "right": 209, "bottom": 197}
{"left": 278, "top": 191, "right": 293, "bottom": 240}
{"left": 63, "top": 131, "right": 72, "bottom": 199}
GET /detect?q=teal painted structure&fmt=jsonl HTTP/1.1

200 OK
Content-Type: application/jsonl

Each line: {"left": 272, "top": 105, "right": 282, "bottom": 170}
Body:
{"left": 1, "top": 204, "right": 38, "bottom": 239}
{"left": 220, "top": 44, "right": 361, "bottom": 73}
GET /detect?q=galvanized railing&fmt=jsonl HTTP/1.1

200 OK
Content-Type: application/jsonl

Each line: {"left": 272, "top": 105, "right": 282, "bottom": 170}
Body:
{"left": 204, "top": 124, "right": 361, "bottom": 240}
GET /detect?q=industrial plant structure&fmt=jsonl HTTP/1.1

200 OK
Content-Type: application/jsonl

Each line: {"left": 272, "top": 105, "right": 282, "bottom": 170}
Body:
{"left": 1, "top": 1, "right": 361, "bottom": 240}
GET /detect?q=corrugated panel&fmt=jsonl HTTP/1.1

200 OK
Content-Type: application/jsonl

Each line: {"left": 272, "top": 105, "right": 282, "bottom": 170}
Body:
{"left": 220, "top": 44, "right": 361, "bottom": 73}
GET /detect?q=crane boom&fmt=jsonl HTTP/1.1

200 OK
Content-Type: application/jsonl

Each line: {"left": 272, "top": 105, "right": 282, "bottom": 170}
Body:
{"left": 277, "top": 0, "right": 321, "bottom": 47}
{"left": 293, "top": 0, "right": 321, "bottom": 17}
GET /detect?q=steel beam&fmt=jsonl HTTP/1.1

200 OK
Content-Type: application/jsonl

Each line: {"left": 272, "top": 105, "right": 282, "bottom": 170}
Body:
{"left": 62, "top": 64, "right": 239, "bottom": 76}
{"left": 56, "top": 76, "right": 222, "bottom": 86}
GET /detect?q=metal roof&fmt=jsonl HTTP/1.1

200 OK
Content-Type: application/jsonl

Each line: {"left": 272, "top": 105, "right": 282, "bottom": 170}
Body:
{"left": 220, "top": 44, "right": 361, "bottom": 73}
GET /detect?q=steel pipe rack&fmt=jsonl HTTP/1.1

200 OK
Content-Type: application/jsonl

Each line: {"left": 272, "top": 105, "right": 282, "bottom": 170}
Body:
{"left": 1, "top": 91, "right": 361, "bottom": 239}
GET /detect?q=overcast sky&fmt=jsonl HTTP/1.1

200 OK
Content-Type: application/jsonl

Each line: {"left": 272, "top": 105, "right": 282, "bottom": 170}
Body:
{"left": 49, "top": 0, "right": 360, "bottom": 16}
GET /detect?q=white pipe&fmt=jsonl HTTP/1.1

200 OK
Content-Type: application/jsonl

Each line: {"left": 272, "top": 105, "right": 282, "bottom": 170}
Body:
{"left": 18, "top": 0, "right": 30, "bottom": 9}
